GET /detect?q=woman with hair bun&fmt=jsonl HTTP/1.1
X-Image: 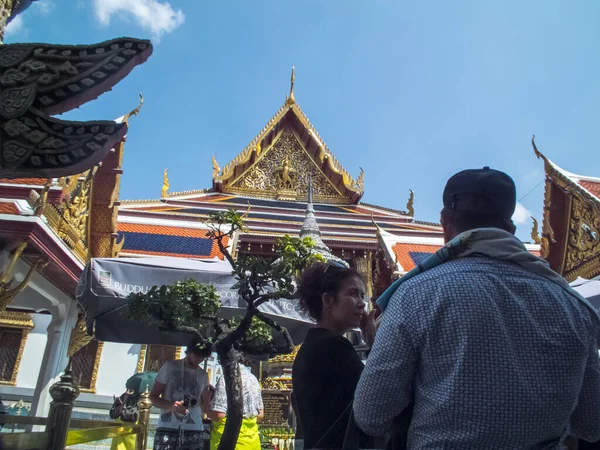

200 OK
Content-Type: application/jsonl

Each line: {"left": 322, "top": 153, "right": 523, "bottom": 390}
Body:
{"left": 292, "top": 262, "right": 375, "bottom": 449}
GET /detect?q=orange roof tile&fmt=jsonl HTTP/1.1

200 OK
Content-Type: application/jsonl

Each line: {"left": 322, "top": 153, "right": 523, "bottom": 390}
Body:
{"left": 118, "top": 223, "right": 214, "bottom": 238}
{"left": 0, "top": 178, "right": 48, "bottom": 186}
{"left": 392, "top": 243, "right": 441, "bottom": 272}
{"left": 392, "top": 242, "right": 541, "bottom": 272}
{"left": 0, "top": 203, "right": 18, "bottom": 215}
{"left": 579, "top": 180, "right": 600, "bottom": 199}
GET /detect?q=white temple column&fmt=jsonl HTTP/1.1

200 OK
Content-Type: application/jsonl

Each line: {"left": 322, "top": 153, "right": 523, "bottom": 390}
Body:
{"left": 29, "top": 300, "right": 77, "bottom": 418}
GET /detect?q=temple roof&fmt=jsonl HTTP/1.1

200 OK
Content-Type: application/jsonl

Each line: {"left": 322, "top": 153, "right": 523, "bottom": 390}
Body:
{"left": 533, "top": 137, "right": 600, "bottom": 280}
{"left": 375, "top": 222, "right": 540, "bottom": 276}
{"left": 211, "top": 69, "right": 364, "bottom": 204}
{"left": 118, "top": 191, "right": 443, "bottom": 257}
{"left": 533, "top": 138, "right": 600, "bottom": 205}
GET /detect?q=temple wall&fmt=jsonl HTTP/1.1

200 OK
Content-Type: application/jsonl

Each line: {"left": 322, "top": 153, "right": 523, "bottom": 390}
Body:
{"left": 16, "top": 314, "right": 50, "bottom": 388}
{"left": 95, "top": 342, "right": 141, "bottom": 396}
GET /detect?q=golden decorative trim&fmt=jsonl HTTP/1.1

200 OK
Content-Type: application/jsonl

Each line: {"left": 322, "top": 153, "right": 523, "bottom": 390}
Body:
{"left": 564, "top": 253, "right": 600, "bottom": 282}
{"left": 0, "top": 311, "right": 33, "bottom": 329}
{"left": 80, "top": 341, "right": 104, "bottom": 394}
{"left": 225, "top": 127, "right": 345, "bottom": 200}
{"left": 213, "top": 92, "right": 363, "bottom": 198}
{"left": 0, "top": 328, "right": 29, "bottom": 386}
{"left": 34, "top": 171, "right": 95, "bottom": 263}
{"left": 137, "top": 344, "right": 148, "bottom": 373}
{"left": 68, "top": 314, "right": 93, "bottom": 357}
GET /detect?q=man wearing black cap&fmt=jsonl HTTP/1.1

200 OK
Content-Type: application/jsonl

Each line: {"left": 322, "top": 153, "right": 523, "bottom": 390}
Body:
{"left": 150, "top": 337, "right": 213, "bottom": 450}
{"left": 354, "top": 168, "right": 600, "bottom": 449}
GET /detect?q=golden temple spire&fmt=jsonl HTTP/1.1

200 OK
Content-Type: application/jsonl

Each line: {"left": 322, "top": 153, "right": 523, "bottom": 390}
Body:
{"left": 286, "top": 66, "right": 296, "bottom": 105}
{"left": 161, "top": 168, "right": 170, "bottom": 198}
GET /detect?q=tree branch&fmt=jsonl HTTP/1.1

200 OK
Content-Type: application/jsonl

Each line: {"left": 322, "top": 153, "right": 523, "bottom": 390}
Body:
{"left": 251, "top": 310, "right": 294, "bottom": 354}
{"left": 235, "top": 341, "right": 294, "bottom": 356}
{"left": 254, "top": 292, "right": 283, "bottom": 308}
{"left": 172, "top": 325, "right": 211, "bottom": 345}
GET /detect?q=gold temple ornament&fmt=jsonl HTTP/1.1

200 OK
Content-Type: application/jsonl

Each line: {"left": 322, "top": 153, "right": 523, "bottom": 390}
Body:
{"left": 530, "top": 217, "right": 542, "bottom": 244}
{"left": 162, "top": 169, "right": 170, "bottom": 198}
{"left": 406, "top": 189, "right": 415, "bottom": 217}
{"left": 0, "top": 242, "right": 48, "bottom": 313}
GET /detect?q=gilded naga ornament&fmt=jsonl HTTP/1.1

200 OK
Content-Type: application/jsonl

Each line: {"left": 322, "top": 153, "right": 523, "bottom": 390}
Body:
{"left": 406, "top": 189, "right": 415, "bottom": 217}
{"left": 530, "top": 216, "right": 542, "bottom": 244}
{"left": 162, "top": 168, "right": 170, "bottom": 198}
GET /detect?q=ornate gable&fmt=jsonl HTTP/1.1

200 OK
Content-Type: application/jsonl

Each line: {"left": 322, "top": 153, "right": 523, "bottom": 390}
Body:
{"left": 212, "top": 69, "right": 364, "bottom": 205}
{"left": 533, "top": 137, "right": 600, "bottom": 280}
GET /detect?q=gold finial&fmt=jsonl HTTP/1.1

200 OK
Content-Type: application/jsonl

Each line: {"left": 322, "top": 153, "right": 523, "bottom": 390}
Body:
{"left": 212, "top": 155, "right": 221, "bottom": 177}
{"left": 406, "top": 189, "right": 415, "bottom": 217}
{"left": 123, "top": 92, "right": 144, "bottom": 123}
{"left": 531, "top": 134, "right": 546, "bottom": 161}
{"left": 286, "top": 66, "right": 296, "bottom": 105}
{"left": 161, "top": 168, "right": 170, "bottom": 198}
{"left": 531, "top": 216, "right": 541, "bottom": 244}
{"left": 356, "top": 168, "right": 364, "bottom": 191}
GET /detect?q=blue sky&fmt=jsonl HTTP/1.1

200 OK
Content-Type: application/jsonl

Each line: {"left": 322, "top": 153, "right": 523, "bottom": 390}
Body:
{"left": 9, "top": 0, "right": 600, "bottom": 242}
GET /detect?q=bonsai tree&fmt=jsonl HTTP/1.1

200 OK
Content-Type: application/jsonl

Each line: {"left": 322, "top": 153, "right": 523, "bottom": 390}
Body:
{"left": 126, "top": 209, "right": 322, "bottom": 450}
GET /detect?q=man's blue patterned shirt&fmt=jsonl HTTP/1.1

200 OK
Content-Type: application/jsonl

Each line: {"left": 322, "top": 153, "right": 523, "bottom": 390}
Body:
{"left": 354, "top": 257, "right": 600, "bottom": 449}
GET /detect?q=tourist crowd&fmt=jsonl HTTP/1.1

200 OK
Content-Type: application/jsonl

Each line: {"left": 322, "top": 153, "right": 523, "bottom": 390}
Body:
{"left": 291, "top": 167, "right": 600, "bottom": 450}
{"left": 133, "top": 167, "right": 599, "bottom": 450}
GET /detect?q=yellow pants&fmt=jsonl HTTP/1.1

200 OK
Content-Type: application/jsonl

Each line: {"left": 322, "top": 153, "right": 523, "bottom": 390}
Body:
{"left": 210, "top": 417, "right": 260, "bottom": 450}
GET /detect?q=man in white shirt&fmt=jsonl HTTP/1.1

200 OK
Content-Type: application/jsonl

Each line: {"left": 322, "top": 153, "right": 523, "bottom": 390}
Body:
{"left": 150, "top": 338, "right": 212, "bottom": 450}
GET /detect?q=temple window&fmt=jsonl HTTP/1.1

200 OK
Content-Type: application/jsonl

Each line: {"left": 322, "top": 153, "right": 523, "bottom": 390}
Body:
{"left": 0, "top": 311, "right": 33, "bottom": 386}
{"left": 137, "top": 345, "right": 181, "bottom": 373}
{"left": 71, "top": 340, "right": 104, "bottom": 393}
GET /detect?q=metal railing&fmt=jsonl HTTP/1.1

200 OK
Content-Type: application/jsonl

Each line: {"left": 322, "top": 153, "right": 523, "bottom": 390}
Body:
{"left": 0, "top": 365, "right": 152, "bottom": 450}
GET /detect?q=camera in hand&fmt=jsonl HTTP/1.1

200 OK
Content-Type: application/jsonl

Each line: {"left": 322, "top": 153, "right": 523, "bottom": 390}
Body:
{"left": 183, "top": 395, "right": 197, "bottom": 408}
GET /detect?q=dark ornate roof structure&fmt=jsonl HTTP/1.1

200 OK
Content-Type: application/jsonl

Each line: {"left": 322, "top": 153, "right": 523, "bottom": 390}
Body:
{"left": 0, "top": 38, "right": 152, "bottom": 178}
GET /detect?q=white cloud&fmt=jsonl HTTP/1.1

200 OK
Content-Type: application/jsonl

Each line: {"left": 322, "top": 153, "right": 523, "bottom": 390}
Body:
{"left": 93, "top": 0, "right": 185, "bottom": 41}
{"left": 4, "top": 15, "right": 25, "bottom": 38}
{"left": 34, "top": 0, "right": 55, "bottom": 15}
{"left": 512, "top": 202, "right": 532, "bottom": 225}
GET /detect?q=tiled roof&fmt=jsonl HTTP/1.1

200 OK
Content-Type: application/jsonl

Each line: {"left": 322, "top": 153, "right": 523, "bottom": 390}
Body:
{"left": 392, "top": 242, "right": 542, "bottom": 272}
{"left": 392, "top": 243, "right": 441, "bottom": 272}
{"left": 579, "top": 180, "right": 600, "bottom": 200}
{"left": 117, "top": 223, "right": 228, "bottom": 260}
{"left": 0, "top": 178, "right": 48, "bottom": 186}
{"left": 0, "top": 203, "right": 18, "bottom": 215}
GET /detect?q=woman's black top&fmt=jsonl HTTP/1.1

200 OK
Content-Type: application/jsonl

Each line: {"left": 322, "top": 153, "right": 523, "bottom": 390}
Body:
{"left": 292, "top": 328, "right": 372, "bottom": 449}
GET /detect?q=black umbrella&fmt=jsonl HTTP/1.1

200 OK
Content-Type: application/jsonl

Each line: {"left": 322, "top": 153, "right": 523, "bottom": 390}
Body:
{"left": 76, "top": 256, "right": 314, "bottom": 346}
